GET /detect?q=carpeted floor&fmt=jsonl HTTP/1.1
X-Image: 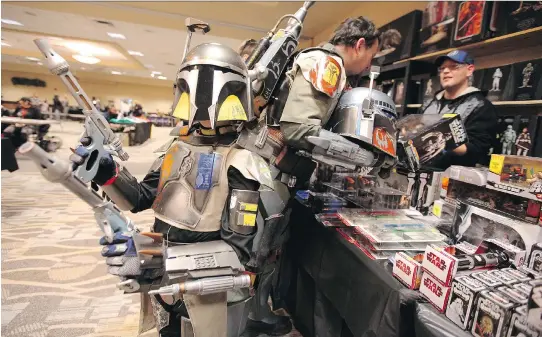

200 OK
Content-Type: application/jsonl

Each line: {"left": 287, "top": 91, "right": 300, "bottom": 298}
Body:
{"left": 1, "top": 121, "right": 301, "bottom": 337}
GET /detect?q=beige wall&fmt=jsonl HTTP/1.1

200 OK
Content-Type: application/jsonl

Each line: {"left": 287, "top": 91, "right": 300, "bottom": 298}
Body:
{"left": 312, "top": 2, "right": 428, "bottom": 46}
{"left": 1, "top": 70, "right": 174, "bottom": 113}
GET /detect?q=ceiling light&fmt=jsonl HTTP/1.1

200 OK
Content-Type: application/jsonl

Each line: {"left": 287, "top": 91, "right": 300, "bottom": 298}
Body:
{"left": 144, "top": 64, "right": 154, "bottom": 69}
{"left": 157, "top": 76, "right": 167, "bottom": 80}
{"left": 72, "top": 54, "right": 101, "bottom": 64}
{"left": 81, "top": 67, "right": 86, "bottom": 70}
{"left": 107, "top": 32, "right": 126, "bottom": 40}
{"left": 64, "top": 42, "right": 110, "bottom": 56}
{"left": 111, "top": 71, "right": 122, "bottom": 75}
{"left": 151, "top": 71, "right": 162, "bottom": 78}
{"left": 1, "top": 19, "right": 23, "bottom": 26}
{"left": 128, "top": 50, "right": 144, "bottom": 56}
{"left": 26, "top": 57, "right": 40, "bottom": 61}
{"left": 1, "top": 41, "right": 11, "bottom": 47}
{"left": 37, "top": 62, "right": 43, "bottom": 65}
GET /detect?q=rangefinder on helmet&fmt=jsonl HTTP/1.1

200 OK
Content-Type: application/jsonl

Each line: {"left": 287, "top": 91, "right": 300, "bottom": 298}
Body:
{"left": 327, "top": 87, "right": 398, "bottom": 167}
{"left": 171, "top": 43, "right": 254, "bottom": 129}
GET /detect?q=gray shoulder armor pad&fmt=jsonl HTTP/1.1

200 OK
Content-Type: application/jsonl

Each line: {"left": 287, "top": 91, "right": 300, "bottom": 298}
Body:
{"left": 228, "top": 149, "right": 274, "bottom": 189}
{"left": 148, "top": 154, "right": 165, "bottom": 173}
{"left": 154, "top": 138, "right": 177, "bottom": 154}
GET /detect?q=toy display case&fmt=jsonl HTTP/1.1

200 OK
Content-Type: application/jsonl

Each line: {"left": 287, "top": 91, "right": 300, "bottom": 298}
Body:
{"left": 487, "top": 154, "right": 542, "bottom": 202}
{"left": 375, "top": 10, "right": 422, "bottom": 65}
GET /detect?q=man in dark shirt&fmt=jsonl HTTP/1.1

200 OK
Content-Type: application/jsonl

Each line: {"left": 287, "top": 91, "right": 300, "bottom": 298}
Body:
{"left": 3, "top": 97, "right": 47, "bottom": 149}
{"left": 419, "top": 50, "right": 497, "bottom": 169}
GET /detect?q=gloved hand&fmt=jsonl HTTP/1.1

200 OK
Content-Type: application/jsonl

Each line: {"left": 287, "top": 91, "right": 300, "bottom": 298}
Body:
{"left": 100, "top": 231, "right": 163, "bottom": 285}
{"left": 69, "top": 137, "right": 117, "bottom": 185}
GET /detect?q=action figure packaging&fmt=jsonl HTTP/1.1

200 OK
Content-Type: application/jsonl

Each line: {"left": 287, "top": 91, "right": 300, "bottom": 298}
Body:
{"left": 513, "top": 282, "right": 534, "bottom": 297}
{"left": 307, "top": 191, "right": 348, "bottom": 214}
{"left": 455, "top": 241, "right": 479, "bottom": 255}
{"left": 375, "top": 10, "right": 422, "bottom": 65}
{"left": 446, "top": 275, "right": 487, "bottom": 330}
{"left": 471, "top": 290, "right": 519, "bottom": 337}
{"left": 511, "top": 60, "right": 542, "bottom": 101}
{"left": 497, "top": 285, "right": 529, "bottom": 305}
{"left": 503, "top": 1, "right": 542, "bottom": 34}
{"left": 445, "top": 178, "right": 541, "bottom": 224}
{"left": 506, "top": 305, "right": 539, "bottom": 337}
{"left": 418, "top": 1, "right": 457, "bottom": 54}
{"left": 481, "top": 65, "right": 514, "bottom": 102}
{"left": 422, "top": 244, "right": 459, "bottom": 286}
{"left": 346, "top": 187, "right": 410, "bottom": 210}
{"left": 451, "top": 1, "right": 504, "bottom": 47}
{"left": 397, "top": 114, "right": 468, "bottom": 172}
{"left": 471, "top": 270, "right": 504, "bottom": 288}
{"left": 315, "top": 213, "right": 348, "bottom": 228}
{"left": 420, "top": 271, "right": 453, "bottom": 313}
{"left": 519, "top": 265, "right": 542, "bottom": 280}
{"left": 393, "top": 251, "right": 423, "bottom": 289}
{"left": 527, "top": 282, "right": 542, "bottom": 332}
{"left": 529, "top": 243, "right": 542, "bottom": 273}
{"left": 411, "top": 170, "right": 443, "bottom": 215}
{"left": 487, "top": 154, "right": 542, "bottom": 202}
{"left": 502, "top": 268, "right": 532, "bottom": 283}
{"left": 489, "top": 270, "right": 522, "bottom": 286}
{"left": 432, "top": 199, "right": 457, "bottom": 221}
{"left": 449, "top": 165, "right": 488, "bottom": 186}
{"left": 451, "top": 201, "right": 542, "bottom": 258}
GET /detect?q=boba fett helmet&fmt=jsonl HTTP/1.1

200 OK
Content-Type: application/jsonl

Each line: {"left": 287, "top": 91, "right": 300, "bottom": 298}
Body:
{"left": 171, "top": 43, "right": 254, "bottom": 128}
{"left": 327, "top": 87, "right": 398, "bottom": 163}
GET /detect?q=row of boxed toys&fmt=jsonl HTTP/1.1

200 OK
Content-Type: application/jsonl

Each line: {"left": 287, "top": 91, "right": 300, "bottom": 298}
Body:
{"left": 393, "top": 242, "right": 542, "bottom": 337}
{"left": 375, "top": 1, "right": 542, "bottom": 66}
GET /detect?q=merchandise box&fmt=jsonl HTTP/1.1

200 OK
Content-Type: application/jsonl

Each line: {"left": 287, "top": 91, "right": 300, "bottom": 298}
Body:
{"left": 397, "top": 114, "right": 468, "bottom": 172}
{"left": 451, "top": 1, "right": 503, "bottom": 47}
{"left": 480, "top": 65, "right": 514, "bottom": 102}
{"left": 504, "top": 1, "right": 542, "bottom": 34}
{"left": 527, "top": 282, "right": 542, "bottom": 332}
{"left": 487, "top": 154, "right": 542, "bottom": 202}
{"left": 375, "top": 10, "right": 422, "bottom": 65}
{"left": 511, "top": 59, "right": 542, "bottom": 101}
{"left": 472, "top": 290, "right": 519, "bottom": 337}
{"left": 507, "top": 305, "right": 539, "bottom": 337}
{"left": 445, "top": 179, "right": 541, "bottom": 224}
{"left": 418, "top": 1, "right": 458, "bottom": 54}
{"left": 422, "top": 244, "right": 458, "bottom": 286}
{"left": 392, "top": 252, "right": 423, "bottom": 289}
{"left": 452, "top": 201, "right": 542, "bottom": 258}
{"left": 446, "top": 275, "right": 487, "bottom": 330}
{"left": 529, "top": 242, "right": 542, "bottom": 273}
{"left": 420, "top": 271, "right": 453, "bottom": 313}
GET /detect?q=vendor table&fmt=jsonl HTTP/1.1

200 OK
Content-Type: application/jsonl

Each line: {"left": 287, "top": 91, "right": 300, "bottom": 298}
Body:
{"left": 281, "top": 200, "right": 470, "bottom": 337}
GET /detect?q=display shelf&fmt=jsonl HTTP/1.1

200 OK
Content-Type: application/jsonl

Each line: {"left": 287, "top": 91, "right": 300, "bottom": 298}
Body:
{"left": 493, "top": 100, "right": 542, "bottom": 106}
{"left": 396, "top": 26, "right": 542, "bottom": 65}
{"left": 407, "top": 104, "right": 422, "bottom": 108}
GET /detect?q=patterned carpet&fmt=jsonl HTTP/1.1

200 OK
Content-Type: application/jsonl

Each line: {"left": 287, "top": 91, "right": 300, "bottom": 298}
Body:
{"left": 1, "top": 121, "right": 301, "bottom": 337}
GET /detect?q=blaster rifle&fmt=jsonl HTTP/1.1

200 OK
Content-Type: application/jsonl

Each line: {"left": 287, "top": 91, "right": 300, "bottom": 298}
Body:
{"left": 34, "top": 38, "right": 129, "bottom": 184}
{"left": 18, "top": 142, "right": 134, "bottom": 242}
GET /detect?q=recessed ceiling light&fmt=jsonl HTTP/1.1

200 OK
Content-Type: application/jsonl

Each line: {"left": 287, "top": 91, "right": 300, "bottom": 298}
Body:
{"left": 151, "top": 71, "right": 162, "bottom": 78}
{"left": 157, "top": 76, "right": 167, "bottom": 80}
{"left": 26, "top": 57, "right": 40, "bottom": 61}
{"left": 72, "top": 54, "right": 101, "bottom": 64}
{"left": 37, "top": 62, "right": 43, "bottom": 65}
{"left": 2, "top": 41, "right": 11, "bottom": 47}
{"left": 111, "top": 71, "right": 122, "bottom": 75}
{"left": 65, "top": 42, "right": 110, "bottom": 56}
{"left": 1, "top": 19, "right": 23, "bottom": 26}
{"left": 107, "top": 32, "right": 126, "bottom": 40}
{"left": 128, "top": 50, "right": 144, "bottom": 56}
{"left": 144, "top": 64, "right": 154, "bottom": 69}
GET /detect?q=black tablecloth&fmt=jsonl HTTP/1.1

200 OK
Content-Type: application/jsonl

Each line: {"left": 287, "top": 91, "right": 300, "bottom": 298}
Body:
{"left": 281, "top": 200, "right": 470, "bottom": 337}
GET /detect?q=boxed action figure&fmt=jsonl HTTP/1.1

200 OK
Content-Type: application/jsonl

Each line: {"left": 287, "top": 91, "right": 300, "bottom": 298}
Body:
{"left": 397, "top": 114, "right": 468, "bottom": 172}
{"left": 451, "top": 1, "right": 503, "bottom": 47}
{"left": 506, "top": 305, "right": 539, "bottom": 337}
{"left": 472, "top": 290, "right": 519, "bottom": 337}
{"left": 446, "top": 179, "right": 541, "bottom": 224}
{"left": 422, "top": 244, "right": 459, "bottom": 286}
{"left": 375, "top": 10, "right": 422, "bottom": 65}
{"left": 504, "top": 1, "right": 542, "bottom": 34}
{"left": 413, "top": 171, "right": 443, "bottom": 215}
{"left": 418, "top": 1, "right": 457, "bottom": 54}
{"left": 480, "top": 239, "right": 527, "bottom": 267}
{"left": 527, "top": 281, "right": 542, "bottom": 332}
{"left": 529, "top": 243, "right": 542, "bottom": 273}
{"left": 489, "top": 270, "right": 521, "bottom": 286}
{"left": 420, "top": 271, "right": 453, "bottom": 313}
{"left": 487, "top": 154, "right": 542, "bottom": 202}
{"left": 471, "top": 270, "right": 504, "bottom": 288}
{"left": 446, "top": 275, "right": 487, "bottom": 330}
{"left": 452, "top": 201, "right": 542, "bottom": 257}
{"left": 497, "top": 285, "right": 529, "bottom": 305}
{"left": 393, "top": 251, "right": 423, "bottom": 289}
{"left": 502, "top": 268, "right": 532, "bottom": 283}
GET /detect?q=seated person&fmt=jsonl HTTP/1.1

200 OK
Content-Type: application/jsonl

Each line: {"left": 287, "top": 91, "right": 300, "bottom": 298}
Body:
{"left": 4, "top": 97, "right": 49, "bottom": 148}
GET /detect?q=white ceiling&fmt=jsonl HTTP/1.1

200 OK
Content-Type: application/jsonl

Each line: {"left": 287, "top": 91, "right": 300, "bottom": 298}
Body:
{"left": 1, "top": 3, "right": 246, "bottom": 81}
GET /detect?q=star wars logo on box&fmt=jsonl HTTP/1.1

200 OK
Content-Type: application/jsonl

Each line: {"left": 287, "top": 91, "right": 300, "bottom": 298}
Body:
{"left": 446, "top": 279, "right": 478, "bottom": 330}
{"left": 472, "top": 291, "right": 516, "bottom": 337}
{"left": 420, "top": 272, "right": 452, "bottom": 312}
{"left": 422, "top": 244, "right": 458, "bottom": 286}
{"left": 392, "top": 252, "right": 423, "bottom": 289}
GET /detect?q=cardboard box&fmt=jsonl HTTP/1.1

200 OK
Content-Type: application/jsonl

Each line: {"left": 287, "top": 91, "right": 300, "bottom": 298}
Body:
{"left": 418, "top": 1, "right": 457, "bottom": 54}
{"left": 527, "top": 282, "right": 542, "bottom": 332}
{"left": 422, "top": 244, "right": 458, "bottom": 286}
{"left": 506, "top": 305, "right": 539, "bottom": 337}
{"left": 479, "top": 239, "right": 528, "bottom": 268}
{"left": 393, "top": 252, "right": 423, "bottom": 289}
{"left": 446, "top": 179, "right": 541, "bottom": 224}
{"left": 420, "top": 271, "right": 452, "bottom": 313}
{"left": 472, "top": 290, "right": 519, "bottom": 337}
{"left": 528, "top": 242, "right": 542, "bottom": 273}
{"left": 487, "top": 154, "right": 542, "bottom": 202}
{"left": 489, "top": 270, "right": 522, "bottom": 286}
{"left": 446, "top": 275, "right": 487, "bottom": 330}
{"left": 375, "top": 10, "right": 422, "bottom": 65}
{"left": 452, "top": 201, "right": 542, "bottom": 258}
{"left": 497, "top": 285, "right": 529, "bottom": 305}
{"left": 502, "top": 268, "right": 532, "bottom": 283}
{"left": 397, "top": 114, "right": 468, "bottom": 172}
{"left": 471, "top": 270, "right": 504, "bottom": 288}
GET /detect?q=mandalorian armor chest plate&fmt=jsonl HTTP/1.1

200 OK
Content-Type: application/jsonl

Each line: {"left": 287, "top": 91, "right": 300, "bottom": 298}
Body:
{"left": 152, "top": 140, "right": 233, "bottom": 232}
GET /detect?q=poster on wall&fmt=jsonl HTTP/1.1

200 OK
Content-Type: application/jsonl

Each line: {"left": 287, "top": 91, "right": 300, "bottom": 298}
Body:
{"left": 419, "top": 1, "right": 457, "bottom": 54}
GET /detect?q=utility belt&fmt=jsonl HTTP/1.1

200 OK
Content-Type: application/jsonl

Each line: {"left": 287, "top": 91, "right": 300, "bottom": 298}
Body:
{"left": 237, "top": 123, "right": 315, "bottom": 188}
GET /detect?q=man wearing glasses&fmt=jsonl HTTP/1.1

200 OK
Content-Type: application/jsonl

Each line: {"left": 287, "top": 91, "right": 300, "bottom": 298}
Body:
{"left": 420, "top": 50, "right": 497, "bottom": 169}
